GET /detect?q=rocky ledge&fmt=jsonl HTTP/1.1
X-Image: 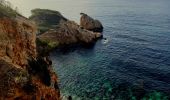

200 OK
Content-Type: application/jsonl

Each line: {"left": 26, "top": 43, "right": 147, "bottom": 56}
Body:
{"left": 29, "top": 9, "right": 103, "bottom": 50}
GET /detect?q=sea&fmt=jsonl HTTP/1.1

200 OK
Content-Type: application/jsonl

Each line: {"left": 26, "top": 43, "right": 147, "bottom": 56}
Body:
{"left": 49, "top": 0, "right": 170, "bottom": 99}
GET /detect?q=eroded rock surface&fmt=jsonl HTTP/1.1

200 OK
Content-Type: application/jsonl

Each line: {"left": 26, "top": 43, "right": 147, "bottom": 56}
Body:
{"left": 0, "top": 16, "right": 36, "bottom": 68}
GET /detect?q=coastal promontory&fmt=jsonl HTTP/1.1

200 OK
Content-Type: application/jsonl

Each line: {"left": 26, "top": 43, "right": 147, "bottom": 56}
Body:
{"left": 0, "top": 2, "right": 104, "bottom": 99}
{"left": 29, "top": 9, "right": 103, "bottom": 50}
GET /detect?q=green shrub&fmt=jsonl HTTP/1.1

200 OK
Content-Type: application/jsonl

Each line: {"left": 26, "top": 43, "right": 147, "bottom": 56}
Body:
{"left": 37, "top": 38, "right": 59, "bottom": 49}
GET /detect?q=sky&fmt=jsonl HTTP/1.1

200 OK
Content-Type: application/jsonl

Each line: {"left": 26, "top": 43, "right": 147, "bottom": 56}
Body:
{"left": 6, "top": 0, "right": 92, "bottom": 20}
{"left": 6, "top": 0, "right": 170, "bottom": 21}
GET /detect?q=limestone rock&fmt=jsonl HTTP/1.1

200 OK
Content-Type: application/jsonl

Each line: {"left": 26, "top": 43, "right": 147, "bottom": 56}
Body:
{"left": 80, "top": 13, "right": 103, "bottom": 32}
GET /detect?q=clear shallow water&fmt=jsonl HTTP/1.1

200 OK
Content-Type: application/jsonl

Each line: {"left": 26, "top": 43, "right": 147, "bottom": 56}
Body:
{"left": 50, "top": 0, "right": 170, "bottom": 99}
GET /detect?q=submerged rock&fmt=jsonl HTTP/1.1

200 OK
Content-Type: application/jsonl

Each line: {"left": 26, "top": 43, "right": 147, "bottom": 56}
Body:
{"left": 102, "top": 38, "right": 109, "bottom": 44}
{"left": 80, "top": 13, "right": 103, "bottom": 32}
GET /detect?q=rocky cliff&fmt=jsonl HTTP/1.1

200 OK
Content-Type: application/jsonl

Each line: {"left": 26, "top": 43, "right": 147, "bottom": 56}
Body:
{"left": 0, "top": 3, "right": 60, "bottom": 100}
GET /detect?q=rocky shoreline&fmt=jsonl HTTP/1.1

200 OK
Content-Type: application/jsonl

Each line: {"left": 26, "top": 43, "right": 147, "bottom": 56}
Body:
{"left": 0, "top": 3, "right": 103, "bottom": 100}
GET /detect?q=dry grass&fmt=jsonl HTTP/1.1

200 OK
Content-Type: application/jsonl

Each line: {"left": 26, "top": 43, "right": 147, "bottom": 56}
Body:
{"left": 0, "top": 0, "right": 18, "bottom": 17}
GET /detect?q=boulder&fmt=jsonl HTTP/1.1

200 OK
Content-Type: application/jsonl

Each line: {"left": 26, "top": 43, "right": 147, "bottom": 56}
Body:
{"left": 80, "top": 13, "right": 103, "bottom": 32}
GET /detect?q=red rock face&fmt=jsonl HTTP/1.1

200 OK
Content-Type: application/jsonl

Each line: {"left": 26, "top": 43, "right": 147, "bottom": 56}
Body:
{"left": 0, "top": 17, "right": 60, "bottom": 99}
{"left": 0, "top": 17, "right": 36, "bottom": 68}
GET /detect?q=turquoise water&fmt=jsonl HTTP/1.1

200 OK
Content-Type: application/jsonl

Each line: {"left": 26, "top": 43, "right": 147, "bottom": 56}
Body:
{"left": 50, "top": 0, "right": 170, "bottom": 99}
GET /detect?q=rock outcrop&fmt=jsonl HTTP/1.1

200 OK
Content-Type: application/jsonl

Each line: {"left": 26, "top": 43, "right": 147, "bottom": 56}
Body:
{"left": 0, "top": 3, "right": 60, "bottom": 100}
{"left": 30, "top": 9, "right": 103, "bottom": 50}
{"left": 37, "top": 20, "right": 102, "bottom": 49}
{"left": 80, "top": 13, "right": 103, "bottom": 32}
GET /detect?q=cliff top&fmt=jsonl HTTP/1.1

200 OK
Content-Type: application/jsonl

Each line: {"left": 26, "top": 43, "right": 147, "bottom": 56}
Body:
{"left": 29, "top": 8, "right": 67, "bottom": 34}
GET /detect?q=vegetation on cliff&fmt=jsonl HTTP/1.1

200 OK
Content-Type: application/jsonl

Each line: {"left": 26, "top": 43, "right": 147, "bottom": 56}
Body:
{"left": 29, "top": 8, "right": 67, "bottom": 34}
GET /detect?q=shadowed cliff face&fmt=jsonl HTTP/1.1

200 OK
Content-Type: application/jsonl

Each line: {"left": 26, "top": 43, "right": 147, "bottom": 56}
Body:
{"left": 0, "top": 6, "right": 60, "bottom": 99}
